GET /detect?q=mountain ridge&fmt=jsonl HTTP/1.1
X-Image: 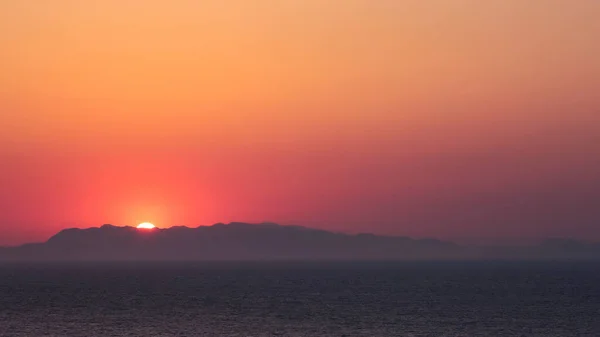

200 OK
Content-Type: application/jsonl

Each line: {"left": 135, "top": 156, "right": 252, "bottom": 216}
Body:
{"left": 1, "top": 222, "right": 599, "bottom": 261}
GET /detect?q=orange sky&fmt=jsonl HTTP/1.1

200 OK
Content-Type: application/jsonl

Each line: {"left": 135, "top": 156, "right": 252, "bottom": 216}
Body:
{"left": 1, "top": 1, "right": 599, "bottom": 245}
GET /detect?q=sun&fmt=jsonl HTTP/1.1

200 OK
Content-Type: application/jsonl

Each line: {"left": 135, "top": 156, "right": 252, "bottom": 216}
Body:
{"left": 137, "top": 222, "right": 156, "bottom": 229}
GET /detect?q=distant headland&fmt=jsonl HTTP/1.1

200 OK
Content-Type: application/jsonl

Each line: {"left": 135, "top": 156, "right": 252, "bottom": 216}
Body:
{"left": 1, "top": 223, "right": 599, "bottom": 261}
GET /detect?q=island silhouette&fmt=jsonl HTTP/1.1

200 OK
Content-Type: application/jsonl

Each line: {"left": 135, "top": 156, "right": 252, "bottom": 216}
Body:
{"left": 1, "top": 222, "right": 599, "bottom": 261}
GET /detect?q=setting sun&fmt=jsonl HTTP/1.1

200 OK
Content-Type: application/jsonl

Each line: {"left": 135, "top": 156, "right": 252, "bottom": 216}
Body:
{"left": 137, "top": 222, "right": 156, "bottom": 229}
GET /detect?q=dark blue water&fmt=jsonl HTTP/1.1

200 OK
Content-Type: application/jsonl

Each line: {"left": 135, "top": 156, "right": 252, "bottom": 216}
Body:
{"left": 1, "top": 261, "right": 599, "bottom": 336}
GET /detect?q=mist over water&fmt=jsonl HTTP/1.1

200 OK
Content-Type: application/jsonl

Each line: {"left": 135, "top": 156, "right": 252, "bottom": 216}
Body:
{"left": 1, "top": 261, "right": 599, "bottom": 336}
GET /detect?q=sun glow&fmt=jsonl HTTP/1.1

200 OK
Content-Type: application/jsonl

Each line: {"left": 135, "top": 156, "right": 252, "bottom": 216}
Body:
{"left": 137, "top": 222, "right": 156, "bottom": 229}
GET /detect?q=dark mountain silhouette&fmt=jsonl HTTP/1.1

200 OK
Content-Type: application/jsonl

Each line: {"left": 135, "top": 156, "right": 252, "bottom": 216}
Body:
{"left": 0, "top": 223, "right": 599, "bottom": 261}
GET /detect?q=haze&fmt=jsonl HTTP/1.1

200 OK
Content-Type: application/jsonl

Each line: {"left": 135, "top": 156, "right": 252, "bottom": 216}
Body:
{"left": 1, "top": 1, "right": 599, "bottom": 245}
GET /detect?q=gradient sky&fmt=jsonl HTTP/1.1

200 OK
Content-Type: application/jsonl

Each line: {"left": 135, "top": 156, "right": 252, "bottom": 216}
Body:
{"left": 1, "top": 0, "right": 599, "bottom": 245}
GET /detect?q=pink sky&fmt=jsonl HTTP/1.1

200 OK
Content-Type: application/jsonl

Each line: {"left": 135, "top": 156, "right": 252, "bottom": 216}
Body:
{"left": 1, "top": 0, "right": 599, "bottom": 245}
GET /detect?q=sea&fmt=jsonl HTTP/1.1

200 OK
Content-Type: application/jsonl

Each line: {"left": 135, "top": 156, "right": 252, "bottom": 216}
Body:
{"left": 0, "top": 261, "right": 599, "bottom": 336}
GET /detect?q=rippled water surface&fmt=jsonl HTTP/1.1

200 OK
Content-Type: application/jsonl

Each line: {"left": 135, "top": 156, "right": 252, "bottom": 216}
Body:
{"left": 1, "top": 261, "right": 599, "bottom": 336}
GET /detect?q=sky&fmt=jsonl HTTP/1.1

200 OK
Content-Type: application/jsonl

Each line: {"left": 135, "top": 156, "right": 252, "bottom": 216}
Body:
{"left": 1, "top": 0, "right": 599, "bottom": 245}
